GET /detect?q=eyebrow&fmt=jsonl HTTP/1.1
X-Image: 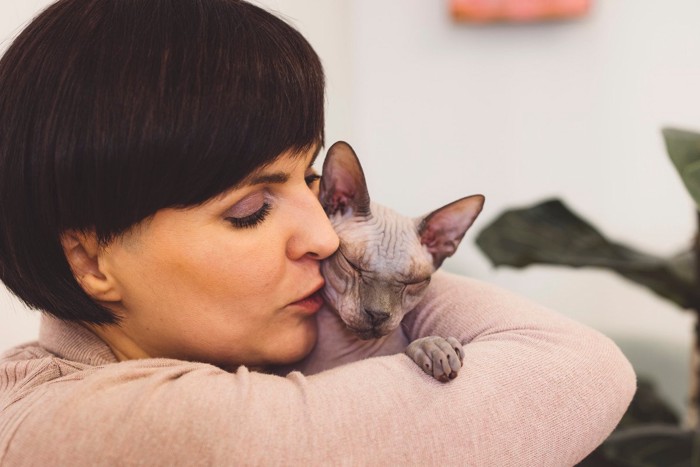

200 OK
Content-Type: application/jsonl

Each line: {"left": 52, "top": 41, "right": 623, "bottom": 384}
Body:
{"left": 243, "top": 144, "right": 322, "bottom": 187}
{"left": 247, "top": 172, "right": 289, "bottom": 186}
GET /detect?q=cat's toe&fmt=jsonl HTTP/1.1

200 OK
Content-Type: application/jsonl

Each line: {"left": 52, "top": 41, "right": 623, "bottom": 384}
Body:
{"left": 406, "top": 336, "right": 464, "bottom": 382}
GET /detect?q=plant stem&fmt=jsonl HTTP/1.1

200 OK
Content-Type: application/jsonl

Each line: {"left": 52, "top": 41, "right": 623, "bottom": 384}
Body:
{"left": 691, "top": 211, "right": 700, "bottom": 430}
{"left": 692, "top": 316, "right": 700, "bottom": 429}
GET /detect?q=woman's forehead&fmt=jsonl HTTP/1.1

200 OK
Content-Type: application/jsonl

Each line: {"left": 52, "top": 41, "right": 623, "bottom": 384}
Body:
{"left": 235, "top": 145, "right": 321, "bottom": 186}
{"left": 206, "top": 146, "right": 319, "bottom": 200}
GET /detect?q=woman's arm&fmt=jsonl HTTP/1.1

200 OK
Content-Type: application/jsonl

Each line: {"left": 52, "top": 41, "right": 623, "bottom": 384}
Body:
{"left": 2, "top": 272, "right": 635, "bottom": 466}
{"left": 278, "top": 270, "right": 636, "bottom": 464}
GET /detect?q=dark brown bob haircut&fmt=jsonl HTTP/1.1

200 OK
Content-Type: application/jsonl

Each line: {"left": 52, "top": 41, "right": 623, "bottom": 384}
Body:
{"left": 0, "top": 0, "right": 325, "bottom": 324}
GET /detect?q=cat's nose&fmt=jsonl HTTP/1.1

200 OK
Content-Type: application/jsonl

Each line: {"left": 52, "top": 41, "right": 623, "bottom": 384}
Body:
{"left": 364, "top": 308, "right": 390, "bottom": 325}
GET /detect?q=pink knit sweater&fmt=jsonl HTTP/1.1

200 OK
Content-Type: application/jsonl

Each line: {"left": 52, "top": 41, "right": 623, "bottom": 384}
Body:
{"left": 0, "top": 271, "right": 635, "bottom": 466}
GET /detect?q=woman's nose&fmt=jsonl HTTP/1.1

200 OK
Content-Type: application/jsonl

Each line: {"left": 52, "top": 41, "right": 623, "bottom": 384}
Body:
{"left": 286, "top": 188, "right": 339, "bottom": 261}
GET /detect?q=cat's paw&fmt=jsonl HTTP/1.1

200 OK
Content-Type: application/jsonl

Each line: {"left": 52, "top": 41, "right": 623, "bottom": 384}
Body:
{"left": 405, "top": 336, "right": 464, "bottom": 382}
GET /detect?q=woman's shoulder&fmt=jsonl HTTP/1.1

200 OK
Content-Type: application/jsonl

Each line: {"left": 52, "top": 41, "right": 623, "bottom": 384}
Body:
{"left": 0, "top": 341, "right": 64, "bottom": 399}
{"left": 0, "top": 319, "right": 232, "bottom": 418}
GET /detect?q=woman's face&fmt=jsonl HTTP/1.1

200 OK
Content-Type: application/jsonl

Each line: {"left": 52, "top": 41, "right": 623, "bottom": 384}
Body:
{"left": 93, "top": 147, "right": 339, "bottom": 369}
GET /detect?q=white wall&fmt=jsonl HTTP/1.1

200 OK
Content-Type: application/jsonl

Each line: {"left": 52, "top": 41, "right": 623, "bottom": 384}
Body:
{"left": 347, "top": 0, "right": 700, "bottom": 416}
{"left": 2, "top": 0, "right": 698, "bottom": 415}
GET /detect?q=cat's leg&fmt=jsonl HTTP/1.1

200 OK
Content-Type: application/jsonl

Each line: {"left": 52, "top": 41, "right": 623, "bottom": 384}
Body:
{"left": 405, "top": 336, "right": 464, "bottom": 382}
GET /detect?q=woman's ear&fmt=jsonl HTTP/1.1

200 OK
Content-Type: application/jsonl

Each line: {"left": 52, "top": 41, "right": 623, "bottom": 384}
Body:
{"left": 60, "top": 230, "right": 121, "bottom": 302}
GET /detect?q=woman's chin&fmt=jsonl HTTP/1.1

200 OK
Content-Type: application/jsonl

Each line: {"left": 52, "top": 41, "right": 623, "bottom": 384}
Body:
{"left": 269, "top": 320, "right": 319, "bottom": 366}
{"left": 228, "top": 320, "right": 318, "bottom": 371}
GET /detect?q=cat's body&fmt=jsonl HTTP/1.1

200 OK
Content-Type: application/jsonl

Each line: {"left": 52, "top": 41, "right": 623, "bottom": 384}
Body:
{"left": 316, "top": 142, "right": 484, "bottom": 382}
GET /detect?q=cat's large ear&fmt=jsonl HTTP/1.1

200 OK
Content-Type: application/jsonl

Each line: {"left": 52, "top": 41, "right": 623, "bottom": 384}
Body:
{"left": 417, "top": 195, "right": 485, "bottom": 268}
{"left": 319, "top": 141, "right": 371, "bottom": 217}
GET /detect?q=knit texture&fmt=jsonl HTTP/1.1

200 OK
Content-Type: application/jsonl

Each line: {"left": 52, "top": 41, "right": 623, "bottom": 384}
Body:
{"left": 0, "top": 271, "right": 636, "bottom": 466}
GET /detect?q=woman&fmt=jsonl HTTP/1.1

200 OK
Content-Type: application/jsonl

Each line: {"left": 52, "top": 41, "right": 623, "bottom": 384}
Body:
{"left": 0, "top": 0, "right": 635, "bottom": 465}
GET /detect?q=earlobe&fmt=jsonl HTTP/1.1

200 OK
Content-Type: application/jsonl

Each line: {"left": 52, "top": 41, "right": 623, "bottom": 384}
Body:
{"left": 60, "top": 230, "right": 122, "bottom": 302}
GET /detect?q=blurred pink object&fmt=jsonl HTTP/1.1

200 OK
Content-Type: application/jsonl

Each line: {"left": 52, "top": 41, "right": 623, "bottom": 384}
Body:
{"left": 451, "top": 0, "right": 591, "bottom": 22}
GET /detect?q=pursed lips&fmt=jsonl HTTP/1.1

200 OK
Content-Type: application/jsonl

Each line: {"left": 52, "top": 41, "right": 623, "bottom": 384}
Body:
{"left": 289, "top": 280, "right": 325, "bottom": 306}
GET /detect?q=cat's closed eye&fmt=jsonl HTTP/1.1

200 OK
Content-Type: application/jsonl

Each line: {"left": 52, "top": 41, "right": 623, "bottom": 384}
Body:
{"left": 404, "top": 278, "right": 431, "bottom": 295}
{"left": 338, "top": 249, "right": 364, "bottom": 274}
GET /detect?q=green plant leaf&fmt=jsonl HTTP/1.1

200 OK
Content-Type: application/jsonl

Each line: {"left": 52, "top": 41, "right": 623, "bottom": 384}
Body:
{"left": 476, "top": 199, "right": 700, "bottom": 309}
{"left": 577, "top": 425, "right": 697, "bottom": 467}
{"left": 663, "top": 127, "right": 700, "bottom": 210}
{"left": 616, "top": 377, "right": 679, "bottom": 431}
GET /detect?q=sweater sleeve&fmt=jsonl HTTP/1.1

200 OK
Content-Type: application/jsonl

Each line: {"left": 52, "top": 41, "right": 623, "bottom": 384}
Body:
{"left": 2, "top": 271, "right": 636, "bottom": 466}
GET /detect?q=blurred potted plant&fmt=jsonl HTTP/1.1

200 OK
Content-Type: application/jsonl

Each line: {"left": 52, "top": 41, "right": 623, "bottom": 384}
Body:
{"left": 475, "top": 128, "right": 700, "bottom": 465}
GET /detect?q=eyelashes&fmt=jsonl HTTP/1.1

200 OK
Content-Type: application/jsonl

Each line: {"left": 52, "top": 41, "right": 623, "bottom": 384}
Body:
{"left": 225, "top": 172, "right": 320, "bottom": 230}
{"left": 225, "top": 202, "right": 271, "bottom": 229}
{"left": 305, "top": 173, "right": 321, "bottom": 186}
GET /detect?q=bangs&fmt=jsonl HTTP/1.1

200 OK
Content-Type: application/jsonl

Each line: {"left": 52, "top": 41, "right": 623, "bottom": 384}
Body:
{"left": 21, "top": 0, "right": 325, "bottom": 242}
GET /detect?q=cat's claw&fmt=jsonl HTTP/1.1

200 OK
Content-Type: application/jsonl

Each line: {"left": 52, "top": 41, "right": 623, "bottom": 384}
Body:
{"left": 405, "top": 336, "right": 464, "bottom": 382}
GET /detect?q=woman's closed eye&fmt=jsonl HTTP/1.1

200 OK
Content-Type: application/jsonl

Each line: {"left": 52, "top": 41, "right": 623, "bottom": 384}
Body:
{"left": 305, "top": 172, "right": 321, "bottom": 186}
{"left": 305, "top": 171, "right": 321, "bottom": 195}
{"left": 224, "top": 192, "right": 271, "bottom": 229}
{"left": 225, "top": 170, "right": 320, "bottom": 229}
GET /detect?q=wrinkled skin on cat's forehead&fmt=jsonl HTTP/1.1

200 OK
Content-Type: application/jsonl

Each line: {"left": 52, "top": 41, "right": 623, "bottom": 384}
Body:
{"left": 321, "top": 202, "right": 435, "bottom": 339}
{"left": 319, "top": 141, "right": 484, "bottom": 340}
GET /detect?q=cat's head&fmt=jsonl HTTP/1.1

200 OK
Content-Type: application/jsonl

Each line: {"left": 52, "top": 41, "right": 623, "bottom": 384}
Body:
{"left": 319, "top": 141, "right": 484, "bottom": 339}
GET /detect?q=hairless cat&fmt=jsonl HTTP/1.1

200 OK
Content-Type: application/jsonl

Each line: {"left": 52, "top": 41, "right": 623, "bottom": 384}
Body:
{"left": 319, "top": 141, "right": 484, "bottom": 382}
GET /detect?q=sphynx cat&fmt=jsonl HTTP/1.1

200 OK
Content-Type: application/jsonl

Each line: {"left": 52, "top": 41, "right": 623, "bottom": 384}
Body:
{"left": 315, "top": 141, "right": 485, "bottom": 382}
